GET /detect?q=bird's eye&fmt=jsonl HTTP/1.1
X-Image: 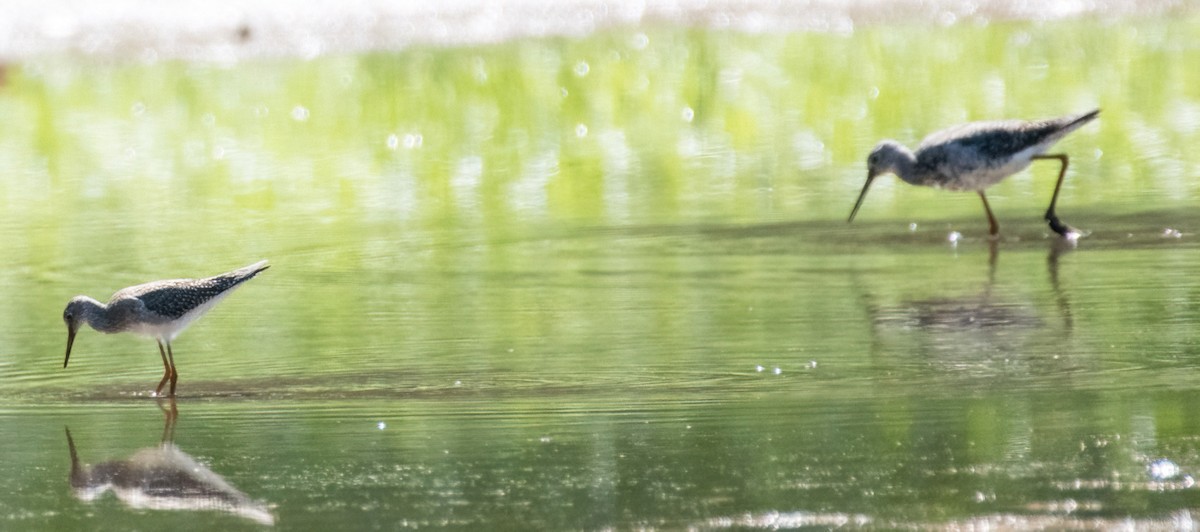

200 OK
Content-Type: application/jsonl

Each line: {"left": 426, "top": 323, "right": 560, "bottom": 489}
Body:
{"left": 64, "top": 311, "right": 73, "bottom": 321}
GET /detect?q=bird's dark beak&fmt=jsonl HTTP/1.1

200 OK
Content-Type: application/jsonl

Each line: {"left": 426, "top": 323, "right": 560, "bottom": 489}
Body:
{"left": 64, "top": 326, "right": 76, "bottom": 368}
{"left": 848, "top": 171, "right": 877, "bottom": 223}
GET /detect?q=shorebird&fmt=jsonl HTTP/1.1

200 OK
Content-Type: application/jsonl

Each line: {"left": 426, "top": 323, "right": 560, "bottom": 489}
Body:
{"left": 62, "top": 260, "right": 269, "bottom": 396}
{"left": 848, "top": 109, "right": 1100, "bottom": 237}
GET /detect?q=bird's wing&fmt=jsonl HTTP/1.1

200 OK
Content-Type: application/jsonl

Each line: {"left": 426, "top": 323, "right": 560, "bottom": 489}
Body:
{"left": 916, "top": 119, "right": 1068, "bottom": 183}
{"left": 116, "top": 276, "right": 247, "bottom": 320}
{"left": 110, "top": 263, "right": 268, "bottom": 320}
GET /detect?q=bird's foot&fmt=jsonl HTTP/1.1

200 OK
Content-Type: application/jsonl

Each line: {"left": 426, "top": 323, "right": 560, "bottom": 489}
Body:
{"left": 1046, "top": 213, "right": 1085, "bottom": 240}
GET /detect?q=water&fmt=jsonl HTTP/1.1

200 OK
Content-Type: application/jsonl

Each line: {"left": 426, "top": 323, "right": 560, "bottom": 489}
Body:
{"left": 3, "top": 7, "right": 1200, "bottom": 530}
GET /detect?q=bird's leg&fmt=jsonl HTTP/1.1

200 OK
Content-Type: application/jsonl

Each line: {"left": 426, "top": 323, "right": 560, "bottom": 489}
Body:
{"left": 978, "top": 191, "right": 1000, "bottom": 238}
{"left": 1035, "top": 154, "right": 1079, "bottom": 236}
{"left": 156, "top": 340, "right": 171, "bottom": 396}
{"left": 987, "top": 238, "right": 999, "bottom": 287}
{"left": 166, "top": 342, "right": 178, "bottom": 397}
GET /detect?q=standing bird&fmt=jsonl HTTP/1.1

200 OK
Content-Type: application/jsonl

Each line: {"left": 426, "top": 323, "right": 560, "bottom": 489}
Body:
{"left": 848, "top": 109, "right": 1099, "bottom": 237}
{"left": 62, "top": 260, "right": 269, "bottom": 396}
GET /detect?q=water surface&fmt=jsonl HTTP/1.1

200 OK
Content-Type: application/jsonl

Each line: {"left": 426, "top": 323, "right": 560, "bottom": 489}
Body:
{"left": 2, "top": 9, "right": 1200, "bottom": 530}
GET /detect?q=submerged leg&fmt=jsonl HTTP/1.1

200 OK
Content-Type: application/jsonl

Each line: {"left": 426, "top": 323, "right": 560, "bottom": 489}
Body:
{"left": 156, "top": 340, "right": 171, "bottom": 396}
{"left": 1035, "top": 154, "right": 1078, "bottom": 236}
{"left": 978, "top": 191, "right": 1000, "bottom": 238}
{"left": 165, "top": 343, "right": 178, "bottom": 397}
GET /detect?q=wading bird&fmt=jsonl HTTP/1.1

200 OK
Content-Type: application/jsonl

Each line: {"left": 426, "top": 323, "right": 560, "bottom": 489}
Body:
{"left": 848, "top": 109, "right": 1099, "bottom": 237}
{"left": 62, "top": 260, "right": 269, "bottom": 396}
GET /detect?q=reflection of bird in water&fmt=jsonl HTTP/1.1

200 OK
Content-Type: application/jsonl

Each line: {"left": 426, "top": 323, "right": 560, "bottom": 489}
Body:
{"left": 62, "top": 260, "right": 269, "bottom": 396}
{"left": 870, "top": 292, "right": 1044, "bottom": 378}
{"left": 865, "top": 242, "right": 1078, "bottom": 376}
{"left": 873, "top": 296, "right": 1042, "bottom": 331}
{"left": 849, "top": 109, "right": 1099, "bottom": 238}
{"left": 64, "top": 399, "right": 274, "bottom": 525}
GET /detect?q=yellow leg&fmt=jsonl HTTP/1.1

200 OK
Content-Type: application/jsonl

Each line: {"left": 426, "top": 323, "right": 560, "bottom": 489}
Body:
{"left": 166, "top": 342, "right": 178, "bottom": 397}
{"left": 978, "top": 191, "right": 999, "bottom": 237}
{"left": 1035, "top": 154, "right": 1077, "bottom": 236}
{"left": 156, "top": 340, "right": 171, "bottom": 396}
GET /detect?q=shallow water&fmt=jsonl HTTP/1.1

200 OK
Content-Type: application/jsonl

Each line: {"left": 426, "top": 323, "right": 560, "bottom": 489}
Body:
{"left": 3, "top": 10, "right": 1200, "bottom": 531}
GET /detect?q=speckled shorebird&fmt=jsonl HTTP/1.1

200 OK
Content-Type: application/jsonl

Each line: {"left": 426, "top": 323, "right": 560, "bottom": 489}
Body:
{"left": 62, "top": 260, "right": 269, "bottom": 396}
{"left": 848, "top": 109, "right": 1100, "bottom": 237}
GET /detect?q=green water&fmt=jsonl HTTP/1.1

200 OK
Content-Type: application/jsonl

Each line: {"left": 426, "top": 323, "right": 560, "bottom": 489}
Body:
{"left": 3, "top": 14, "right": 1200, "bottom": 530}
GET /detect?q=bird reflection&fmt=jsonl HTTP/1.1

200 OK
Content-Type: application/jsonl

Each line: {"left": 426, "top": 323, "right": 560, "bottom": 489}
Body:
{"left": 879, "top": 240, "right": 1073, "bottom": 328}
{"left": 1047, "top": 238, "right": 1075, "bottom": 330}
{"left": 65, "top": 398, "right": 274, "bottom": 526}
{"left": 866, "top": 240, "right": 1075, "bottom": 370}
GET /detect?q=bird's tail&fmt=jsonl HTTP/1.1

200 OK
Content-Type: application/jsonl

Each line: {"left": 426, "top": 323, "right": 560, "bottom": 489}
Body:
{"left": 1062, "top": 108, "right": 1100, "bottom": 133}
{"left": 241, "top": 261, "right": 267, "bottom": 277}
{"left": 1037, "top": 108, "right": 1099, "bottom": 146}
{"left": 232, "top": 260, "right": 270, "bottom": 282}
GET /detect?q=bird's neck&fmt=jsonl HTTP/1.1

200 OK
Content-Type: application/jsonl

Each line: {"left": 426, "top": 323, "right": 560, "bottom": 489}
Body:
{"left": 888, "top": 147, "right": 921, "bottom": 185}
{"left": 78, "top": 297, "right": 125, "bottom": 334}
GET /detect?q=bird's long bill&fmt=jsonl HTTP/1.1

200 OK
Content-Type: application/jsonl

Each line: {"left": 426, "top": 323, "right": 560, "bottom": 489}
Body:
{"left": 847, "top": 174, "right": 876, "bottom": 223}
{"left": 63, "top": 328, "right": 76, "bottom": 368}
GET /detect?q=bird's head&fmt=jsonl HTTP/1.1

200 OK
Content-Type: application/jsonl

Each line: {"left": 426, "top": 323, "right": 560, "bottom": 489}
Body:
{"left": 62, "top": 297, "right": 91, "bottom": 368}
{"left": 849, "top": 140, "right": 907, "bottom": 223}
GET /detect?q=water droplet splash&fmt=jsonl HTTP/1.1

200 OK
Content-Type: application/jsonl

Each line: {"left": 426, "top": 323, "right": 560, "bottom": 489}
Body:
{"left": 291, "top": 105, "right": 310, "bottom": 121}
{"left": 1149, "top": 458, "right": 1182, "bottom": 481}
